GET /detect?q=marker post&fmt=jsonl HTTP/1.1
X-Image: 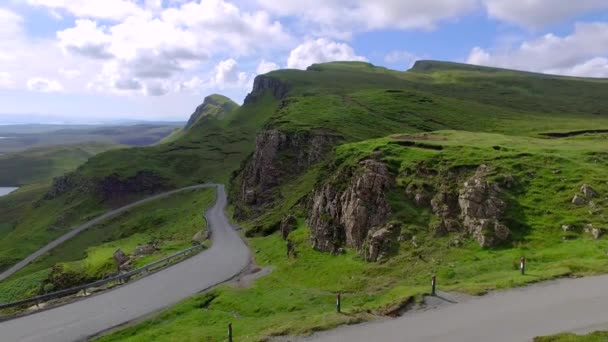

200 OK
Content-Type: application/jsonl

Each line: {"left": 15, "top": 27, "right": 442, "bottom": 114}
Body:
{"left": 431, "top": 275, "right": 437, "bottom": 296}
{"left": 228, "top": 323, "right": 233, "bottom": 342}
{"left": 520, "top": 257, "right": 526, "bottom": 275}
{"left": 336, "top": 293, "right": 341, "bottom": 313}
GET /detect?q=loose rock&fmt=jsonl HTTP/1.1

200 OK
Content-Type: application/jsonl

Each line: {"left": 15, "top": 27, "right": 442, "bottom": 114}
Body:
{"left": 581, "top": 184, "right": 599, "bottom": 199}
{"left": 572, "top": 195, "right": 587, "bottom": 205}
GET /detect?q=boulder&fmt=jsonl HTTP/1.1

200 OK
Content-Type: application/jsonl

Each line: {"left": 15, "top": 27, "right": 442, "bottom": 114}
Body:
{"left": 192, "top": 230, "right": 209, "bottom": 244}
{"left": 364, "top": 223, "right": 401, "bottom": 262}
{"left": 113, "top": 249, "right": 129, "bottom": 266}
{"left": 572, "top": 195, "right": 587, "bottom": 205}
{"left": 414, "top": 192, "right": 431, "bottom": 207}
{"left": 592, "top": 228, "right": 605, "bottom": 240}
{"left": 589, "top": 201, "right": 603, "bottom": 215}
{"left": 133, "top": 244, "right": 157, "bottom": 257}
{"left": 581, "top": 184, "right": 599, "bottom": 199}
{"left": 280, "top": 215, "right": 298, "bottom": 240}
{"left": 562, "top": 224, "right": 575, "bottom": 232}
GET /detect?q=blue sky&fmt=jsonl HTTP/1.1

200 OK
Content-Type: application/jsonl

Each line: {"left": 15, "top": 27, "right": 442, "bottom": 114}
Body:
{"left": 1, "top": 0, "right": 608, "bottom": 123}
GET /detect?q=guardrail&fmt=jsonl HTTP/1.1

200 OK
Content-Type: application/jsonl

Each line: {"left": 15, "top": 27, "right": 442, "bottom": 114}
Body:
{"left": 0, "top": 243, "right": 205, "bottom": 312}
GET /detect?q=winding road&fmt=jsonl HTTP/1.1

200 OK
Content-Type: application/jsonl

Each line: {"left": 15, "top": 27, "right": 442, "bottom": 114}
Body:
{"left": 2, "top": 185, "right": 608, "bottom": 341}
{"left": 0, "top": 184, "right": 251, "bottom": 342}
{"left": 302, "top": 275, "right": 608, "bottom": 342}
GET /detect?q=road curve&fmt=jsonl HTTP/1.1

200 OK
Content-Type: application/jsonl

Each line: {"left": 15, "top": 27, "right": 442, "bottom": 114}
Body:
{"left": 0, "top": 184, "right": 251, "bottom": 342}
{"left": 301, "top": 274, "right": 608, "bottom": 342}
{"left": 0, "top": 184, "right": 217, "bottom": 282}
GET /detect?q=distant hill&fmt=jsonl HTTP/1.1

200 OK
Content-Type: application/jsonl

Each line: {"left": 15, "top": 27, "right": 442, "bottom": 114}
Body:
{"left": 0, "top": 143, "right": 120, "bottom": 186}
{"left": 0, "top": 124, "right": 182, "bottom": 154}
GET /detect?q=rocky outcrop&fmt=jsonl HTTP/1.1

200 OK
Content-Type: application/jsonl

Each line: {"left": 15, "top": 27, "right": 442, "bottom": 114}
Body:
{"left": 240, "top": 129, "right": 341, "bottom": 208}
{"left": 364, "top": 223, "right": 401, "bottom": 262}
{"left": 46, "top": 171, "right": 169, "bottom": 204}
{"left": 572, "top": 195, "right": 586, "bottom": 205}
{"left": 243, "top": 75, "right": 290, "bottom": 105}
{"left": 309, "top": 159, "right": 394, "bottom": 254}
{"left": 45, "top": 172, "right": 93, "bottom": 199}
{"left": 458, "top": 166, "right": 511, "bottom": 247}
{"left": 99, "top": 171, "right": 168, "bottom": 202}
{"left": 430, "top": 186, "right": 461, "bottom": 235}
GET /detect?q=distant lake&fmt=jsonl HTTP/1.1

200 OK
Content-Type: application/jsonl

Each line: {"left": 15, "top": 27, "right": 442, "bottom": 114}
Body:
{"left": 0, "top": 137, "right": 15, "bottom": 139}
{"left": 0, "top": 187, "right": 18, "bottom": 197}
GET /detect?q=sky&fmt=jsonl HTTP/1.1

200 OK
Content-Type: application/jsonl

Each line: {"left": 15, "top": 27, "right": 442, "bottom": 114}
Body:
{"left": 1, "top": 0, "right": 608, "bottom": 123}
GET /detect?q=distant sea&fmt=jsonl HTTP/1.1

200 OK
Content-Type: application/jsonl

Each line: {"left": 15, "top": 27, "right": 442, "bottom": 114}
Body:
{"left": 0, "top": 187, "right": 18, "bottom": 197}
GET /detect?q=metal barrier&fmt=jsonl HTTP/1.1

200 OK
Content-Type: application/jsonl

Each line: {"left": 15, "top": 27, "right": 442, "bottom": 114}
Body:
{"left": 0, "top": 243, "right": 205, "bottom": 311}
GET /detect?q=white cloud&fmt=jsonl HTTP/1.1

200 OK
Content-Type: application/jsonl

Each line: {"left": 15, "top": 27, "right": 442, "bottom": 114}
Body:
{"left": 483, "top": 0, "right": 608, "bottom": 28}
{"left": 287, "top": 38, "right": 367, "bottom": 70}
{"left": 212, "top": 58, "right": 250, "bottom": 88}
{"left": 467, "top": 22, "right": 608, "bottom": 78}
{"left": 27, "top": 78, "right": 64, "bottom": 92}
{"left": 59, "top": 68, "right": 81, "bottom": 79}
{"left": 51, "top": 0, "right": 291, "bottom": 96}
{"left": 0, "top": 72, "right": 13, "bottom": 88}
{"left": 256, "top": 0, "right": 477, "bottom": 37}
{"left": 145, "top": 81, "right": 170, "bottom": 96}
{"left": 256, "top": 59, "right": 279, "bottom": 74}
{"left": 0, "top": 8, "right": 23, "bottom": 37}
{"left": 57, "top": 20, "right": 114, "bottom": 59}
{"left": 26, "top": 0, "right": 143, "bottom": 20}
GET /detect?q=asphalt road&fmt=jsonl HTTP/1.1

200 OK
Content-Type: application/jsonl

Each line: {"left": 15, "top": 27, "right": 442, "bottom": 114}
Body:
{"left": 301, "top": 274, "right": 608, "bottom": 342}
{"left": 0, "top": 184, "right": 251, "bottom": 342}
{"left": 0, "top": 184, "right": 217, "bottom": 282}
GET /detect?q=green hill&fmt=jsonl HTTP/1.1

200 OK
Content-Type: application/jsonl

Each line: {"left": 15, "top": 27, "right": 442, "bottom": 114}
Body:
{"left": 0, "top": 143, "right": 120, "bottom": 186}
{"left": 2, "top": 61, "right": 608, "bottom": 341}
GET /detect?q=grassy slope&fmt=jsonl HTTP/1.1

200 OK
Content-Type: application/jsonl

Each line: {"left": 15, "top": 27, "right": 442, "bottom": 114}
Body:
{"left": 0, "top": 188, "right": 215, "bottom": 304}
{"left": 98, "top": 62, "right": 608, "bottom": 341}
{"left": 0, "top": 91, "right": 273, "bottom": 274}
{"left": 99, "top": 130, "right": 608, "bottom": 342}
{"left": 0, "top": 142, "right": 120, "bottom": 186}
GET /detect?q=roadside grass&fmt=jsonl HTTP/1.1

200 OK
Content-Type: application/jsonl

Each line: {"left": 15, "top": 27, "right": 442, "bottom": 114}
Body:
{"left": 98, "top": 130, "right": 608, "bottom": 341}
{"left": 535, "top": 331, "right": 608, "bottom": 342}
{"left": 0, "top": 188, "right": 215, "bottom": 304}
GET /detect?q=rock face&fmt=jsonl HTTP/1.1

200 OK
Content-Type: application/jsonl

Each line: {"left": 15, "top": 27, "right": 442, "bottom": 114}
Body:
{"left": 280, "top": 215, "right": 298, "bottom": 240}
{"left": 309, "top": 159, "right": 394, "bottom": 254}
{"left": 239, "top": 129, "right": 340, "bottom": 208}
{"left": 46, "top": 170, "right": 168, "bottom": 204}
{"left": 243, "top": 75, "right": 290, "bottom": 105}
{"left": 364, "top": 223, "right": 401, "bottom": 262}
{"left": 458, "top": 166, "right": 511, "bottom": 247}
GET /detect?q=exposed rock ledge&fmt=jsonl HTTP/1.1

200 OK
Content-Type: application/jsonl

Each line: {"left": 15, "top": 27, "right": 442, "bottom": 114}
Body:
{"left": 308, "top": 159, "right": 398, "bottom": 261}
